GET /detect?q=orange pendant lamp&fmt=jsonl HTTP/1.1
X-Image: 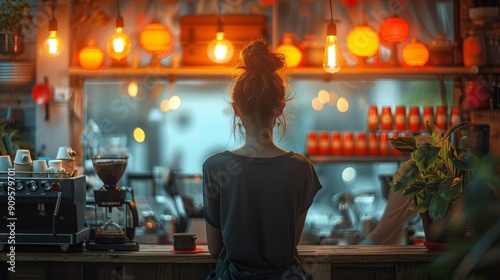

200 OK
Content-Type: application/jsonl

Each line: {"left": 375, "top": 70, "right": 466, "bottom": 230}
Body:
{"left": 106, "top": 0, "right": 132, "bottom": 63}
{"left": 346, "top": 24, "right": 379, "bottom": 65}
{"left": 79, "top": 40, "right": 104, "bottom": 70}
{"left": 139, "top": 20, "right": 172, "bottom": 66}
{"left": 380, "top": 14, "right": 409, "bottom": 66}
{"left": 402, "top": 38, "right": 429, "bottom": 66}
{"left": 276, "top": 33, "right": 303, "bottom": 67}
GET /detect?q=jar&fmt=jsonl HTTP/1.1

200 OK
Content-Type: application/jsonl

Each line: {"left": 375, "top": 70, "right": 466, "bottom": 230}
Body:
{"left": 380, "top": 106, "right": 393, "bottom": 131}
{"left": 306, "top": 132, "right": 318, "bottom": 155}
{"left": 450, "top": 106, "right": 462, "bottom": 128}
{"left": 394, "top": 106, "right": 407, "bottom": 131}
{"left": 342, "top": 132, "right": 354, "bottom": 155}
{"left": 300, "top": 34, "right": 323, "bottom": 67}
{"left": 318, "top": 131, "right": 330, "bottom": 155}
{"left": 368, "top": 132, "right": 378, "bottom": 155}
{"left": 379, "top": 132, "right": 390, "bottom": 155}
{"left": 367, "top": 105, "right": 379, "bottom": 131}
{"left": 429, "top": 33, "right": 453, "bottom": 66}
{"left": 422, "top": 106, "right": 434, "bottom": 130}
{"left": 436, "top": 106, "right": 447, "bottom": 131}
{"left": 355, "top": 132, "right": 367, "bottom": 155}
{"left": 330, "top": 132, "right": 342, "bottom": 155}
{"left": 463, "top": 28, "right": 487, "bottom": 67}
{"left": 486, "top": 22, "right": 500, "bottom": 66}
{"left": 408, "top": 106, "right": 421, "bottom": 132}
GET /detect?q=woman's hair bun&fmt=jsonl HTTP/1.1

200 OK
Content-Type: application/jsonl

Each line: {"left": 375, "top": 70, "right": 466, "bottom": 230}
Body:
{"left": 242, "top": 40, "right": 285, "bottom": 73}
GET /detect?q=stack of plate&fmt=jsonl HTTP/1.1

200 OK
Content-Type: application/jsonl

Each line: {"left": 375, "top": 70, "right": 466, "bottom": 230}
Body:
{"left": 0, "top": 61, "right": 34, "bottom": 86}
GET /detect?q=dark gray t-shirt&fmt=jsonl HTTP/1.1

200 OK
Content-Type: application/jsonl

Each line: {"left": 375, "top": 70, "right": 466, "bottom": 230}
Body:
{"left": 203, "top": 150, "right": 322, "bottom": 274}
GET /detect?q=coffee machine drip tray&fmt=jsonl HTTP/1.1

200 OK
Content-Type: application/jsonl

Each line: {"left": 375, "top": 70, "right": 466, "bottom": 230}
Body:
{"left": 0, "top": 227, "right": 90, "bottom": 252}
{"left": 86, "top": 239, "right": 139, "bottom": 251}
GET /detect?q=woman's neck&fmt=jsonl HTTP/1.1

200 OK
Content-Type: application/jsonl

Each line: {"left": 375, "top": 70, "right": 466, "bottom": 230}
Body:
{"left": 233, "top": 121, "right": 287, "bottom": 157}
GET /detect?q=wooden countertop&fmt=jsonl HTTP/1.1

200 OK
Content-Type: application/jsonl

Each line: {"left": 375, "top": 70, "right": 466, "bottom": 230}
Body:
{"left": 1, "top": 245, "right": 436, "bottom": 264}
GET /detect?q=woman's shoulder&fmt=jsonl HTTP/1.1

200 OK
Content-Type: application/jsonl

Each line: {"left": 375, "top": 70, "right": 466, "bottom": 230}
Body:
{"left": 203, "top": 151, "right": 231, "bottom": 165}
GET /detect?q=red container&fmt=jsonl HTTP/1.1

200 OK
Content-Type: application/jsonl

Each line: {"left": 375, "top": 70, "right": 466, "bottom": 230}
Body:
{"left": 394, "top": 106, "right": 407, "bottom": 131}
{"left": 368, "top": 132, "right": 378, "bottom": 155}
{"left": 380, "top": 106, "right": 393, "bottom": 131}
{"left": 330, "top": 132, "right": 342, "bottom": 155}
{"left": 355, "top": 132, "right": 367, "bottom": 155}
{"left": 367, "top": 105, "right": 379, "bottom": 131}
{"left": 409, "top": 106, "right": 421, "bottom": 132}
{"left": 342, "top": 132, "right": 354, "bottom": 155}
{"left": 436, "top": 106, "right": 447, "bottom": 130}
{"left": 379, "top": 132, "right": 390, "bottom": 155}
{"left": 422, "top": 106, "right": 434, "bottom": 130}
{"left": 306, "top": 132, "right": 318, "bottom": 155}
{"left": 318, "top": 131, "right": 330, "bottom": 155}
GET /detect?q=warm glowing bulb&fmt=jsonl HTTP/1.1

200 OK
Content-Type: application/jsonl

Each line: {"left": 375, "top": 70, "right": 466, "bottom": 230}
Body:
{"left": 133, "top": 127, "right": 146, "bottom": 143}
{"left": 207, "top": 32, "right": 234, "bottom": 64}
{"left": 107, "top": 27, "right": 132, "bottom": 61}
{"left": 323, "top": 34, "right": 341, "bottom": 73}
{"left": 42, "top": 31, "right": 63, "bottom": 57}
{"left": 128, "top": 81, "right": 138, "bottom": 97}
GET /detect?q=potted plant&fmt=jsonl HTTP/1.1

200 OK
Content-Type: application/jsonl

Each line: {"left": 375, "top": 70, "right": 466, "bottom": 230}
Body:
{"left": 0, "top": 0, "right": 34, "bottom": 56}
{"left": 389, "top": 122, "right": 498, "bottom": 243}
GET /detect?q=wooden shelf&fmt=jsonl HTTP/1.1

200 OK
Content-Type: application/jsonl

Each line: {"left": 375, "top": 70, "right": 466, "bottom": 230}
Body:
{"left": 307, "top": 154, "right": 409, "bottom": 163}
{"left": 67, "top": 66, "right": 496, "bottom": 81}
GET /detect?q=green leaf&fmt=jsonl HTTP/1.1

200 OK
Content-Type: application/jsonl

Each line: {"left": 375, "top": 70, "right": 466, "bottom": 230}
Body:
{"left": 429, "top": 194, "right": 449, "bottom": 221}
{"left": 451, "top": 148, "right": 477, "bottom": 171}
{"left": 391, "top": 160, "right": 420, "bottom": 193}
{"left": 442, "top": 121, "right": 471, "bottom": 141}
{"left": 414, "top": 143, "right": 440, "bottom": 170}
{"left": 389, "top": 137, "right": 416, "bottom": 154}
{"left": 427, "top": 122, "right": 442, "bottom": 144}
{"left": 439, "top": 176, "right": 463, "bottom": 201}
{"left": 402, "top": 181, "right": 425, "bottom": 196}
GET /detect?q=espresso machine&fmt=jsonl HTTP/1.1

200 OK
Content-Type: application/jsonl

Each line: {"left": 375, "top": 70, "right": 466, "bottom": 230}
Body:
{"left": 86, "top": 155, "right": 139, "bottom": 251}
{"left": 0, "top": 172, "right": 90, "bottom": 252}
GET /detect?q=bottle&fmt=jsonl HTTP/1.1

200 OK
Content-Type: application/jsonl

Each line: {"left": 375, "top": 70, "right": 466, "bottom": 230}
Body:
{"left": 330, "top": 132, "right": 342, "bottom": 155}
{"left": 379, "top": 132, "right": 390, "bottom": 155}
{"left": 450, "top": 106, "right": 462, "bottom": 127}
{"left": 318, "top": 131, "right": 330, "bottom": 155}
{"left": 355, "top": 132, "right": 367, "bottom": 155}
{"left": 367, "top": 105, "right": 379, "bottom": 131}
{"left": 436, "top": 106, "right": 448, "bottom": 131}
{"left": 342, "top": 132, "right": 354, "bottom": 155}
{"left": 306, "top": 132, "right": 318, "bottom": 155}
{"left": 368, "top": 132, "right": 378, "bottom": 155}
{"left": 429, "top": 32, "right": 453, "bottom": 66}
{"left": 408, "top": 106, "right": 421, "bottom": 132}
{"left": 380, "top": 106, "right": 393, "bottom": 131}
{"left": 394, "top": 106, "right": 407, "bottom": 131}
{"left": 391, "top": 131, "right": 402, "bottom": 155}
{"left": 463, "top": 28, "right": 487, "bottom": 67}
{"left": 422, "top": 106, "right": 434, "bottom": 130}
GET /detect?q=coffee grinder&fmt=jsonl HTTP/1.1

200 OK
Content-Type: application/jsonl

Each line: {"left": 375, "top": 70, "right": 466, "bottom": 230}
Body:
{"left": 86, "top": 155, "right": 139, "bottom": 251}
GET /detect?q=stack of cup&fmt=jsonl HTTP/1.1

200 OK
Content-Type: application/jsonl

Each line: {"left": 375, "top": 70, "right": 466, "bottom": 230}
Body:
{"left": 56, "top": 146, "right": 76, "bottom": 177}
{"left": 0, "top": 155, "right": 13, "bottom": 174}
{"left": 13, "top": 149, "right": 33, "bottom": 177}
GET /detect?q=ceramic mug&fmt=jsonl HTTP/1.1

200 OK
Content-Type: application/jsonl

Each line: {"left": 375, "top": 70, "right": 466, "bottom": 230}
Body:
{"left": 56, "top": 146, "right": 76, "bottom": 161}
{"left": 0, "top": 155, "right": 13, "bottom": 172}
{"left": 32, "top": 159, "right": 49, "bottom": 178}
{"left": 48, "top": 160, "right": 65, "bottom": 178}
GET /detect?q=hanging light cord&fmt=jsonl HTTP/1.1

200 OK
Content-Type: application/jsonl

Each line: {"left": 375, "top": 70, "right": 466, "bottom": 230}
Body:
{"left": 217, "top": 0, "right": 222, "bottom": 33}
{"left": 48, "top": 0, "right": 57, "bottom": 32}
{"left": 329, "top": 0, "right": 333, "bottom": 23}
{"left": 327, "top": 0, "right": 336, "bottom": 36}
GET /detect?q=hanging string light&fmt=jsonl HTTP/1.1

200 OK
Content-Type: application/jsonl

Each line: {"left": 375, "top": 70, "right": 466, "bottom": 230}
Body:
{"left": 207, "top": 0, "right": 234, "bottom": 64}
{"left": 106, "top": 0, "right": 132, "bottom": 62}
{"left": 323, "top": 0, "right": 341, "bottom": 73}
{"left": 42, "top": 0, "right": 63, "bottom": 57}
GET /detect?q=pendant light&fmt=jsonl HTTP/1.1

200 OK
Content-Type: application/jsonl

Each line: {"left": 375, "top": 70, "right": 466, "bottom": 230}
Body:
{"left": 276, "top": 33, "right": 302, "bottom": 67}
{"left": 323, "top": 0, "right": 341, "bottom": 73}
{"left": 207, "top": 0, "right": 234, "bottom": 64}
{"left": 346, "top": 1, "right": 379, "bottom": 66}
{"left": 42, "top": 0, "right": 63, "bottom": 57}
{"left": 380, "top": 14, "right": 409, "bottom": 66}
{"left": 106, "top": 0, "right": 132, "bottom": 62}
{"left": 139, "top": 0, "right": 173, "bottom": 66}
{"left": 402, "top": 38, "right": 429, "bottom": 66}
{"left": 79, "top": 40, "right": 104, "bottom": 70}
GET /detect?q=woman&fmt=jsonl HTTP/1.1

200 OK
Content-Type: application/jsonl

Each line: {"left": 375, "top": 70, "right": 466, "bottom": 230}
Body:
{"left": 202, "top": 39, "right": 322, "bottom": 279}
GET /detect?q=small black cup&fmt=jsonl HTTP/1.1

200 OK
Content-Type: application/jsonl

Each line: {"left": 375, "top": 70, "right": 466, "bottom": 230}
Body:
{"left": 173, "top": 232, "right": 197, "bottom": 251}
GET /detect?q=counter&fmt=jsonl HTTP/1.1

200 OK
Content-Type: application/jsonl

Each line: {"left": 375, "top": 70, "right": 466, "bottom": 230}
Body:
{"left": 0, "top": 245, "right": 436, "bottom": 280}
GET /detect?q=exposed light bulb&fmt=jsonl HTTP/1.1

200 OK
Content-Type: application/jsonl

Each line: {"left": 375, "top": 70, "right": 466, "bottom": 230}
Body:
{"left": 323, "top": 21, "right": 341, "bottom": 73}
{"left": 207, "top": 32, "right": 234, "bottom": 64}
{"left": 106, "top": 16, "right": 131, "bottom": 61}
{"left": 42, "top": 18, "right": 63, "bottom": 57}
